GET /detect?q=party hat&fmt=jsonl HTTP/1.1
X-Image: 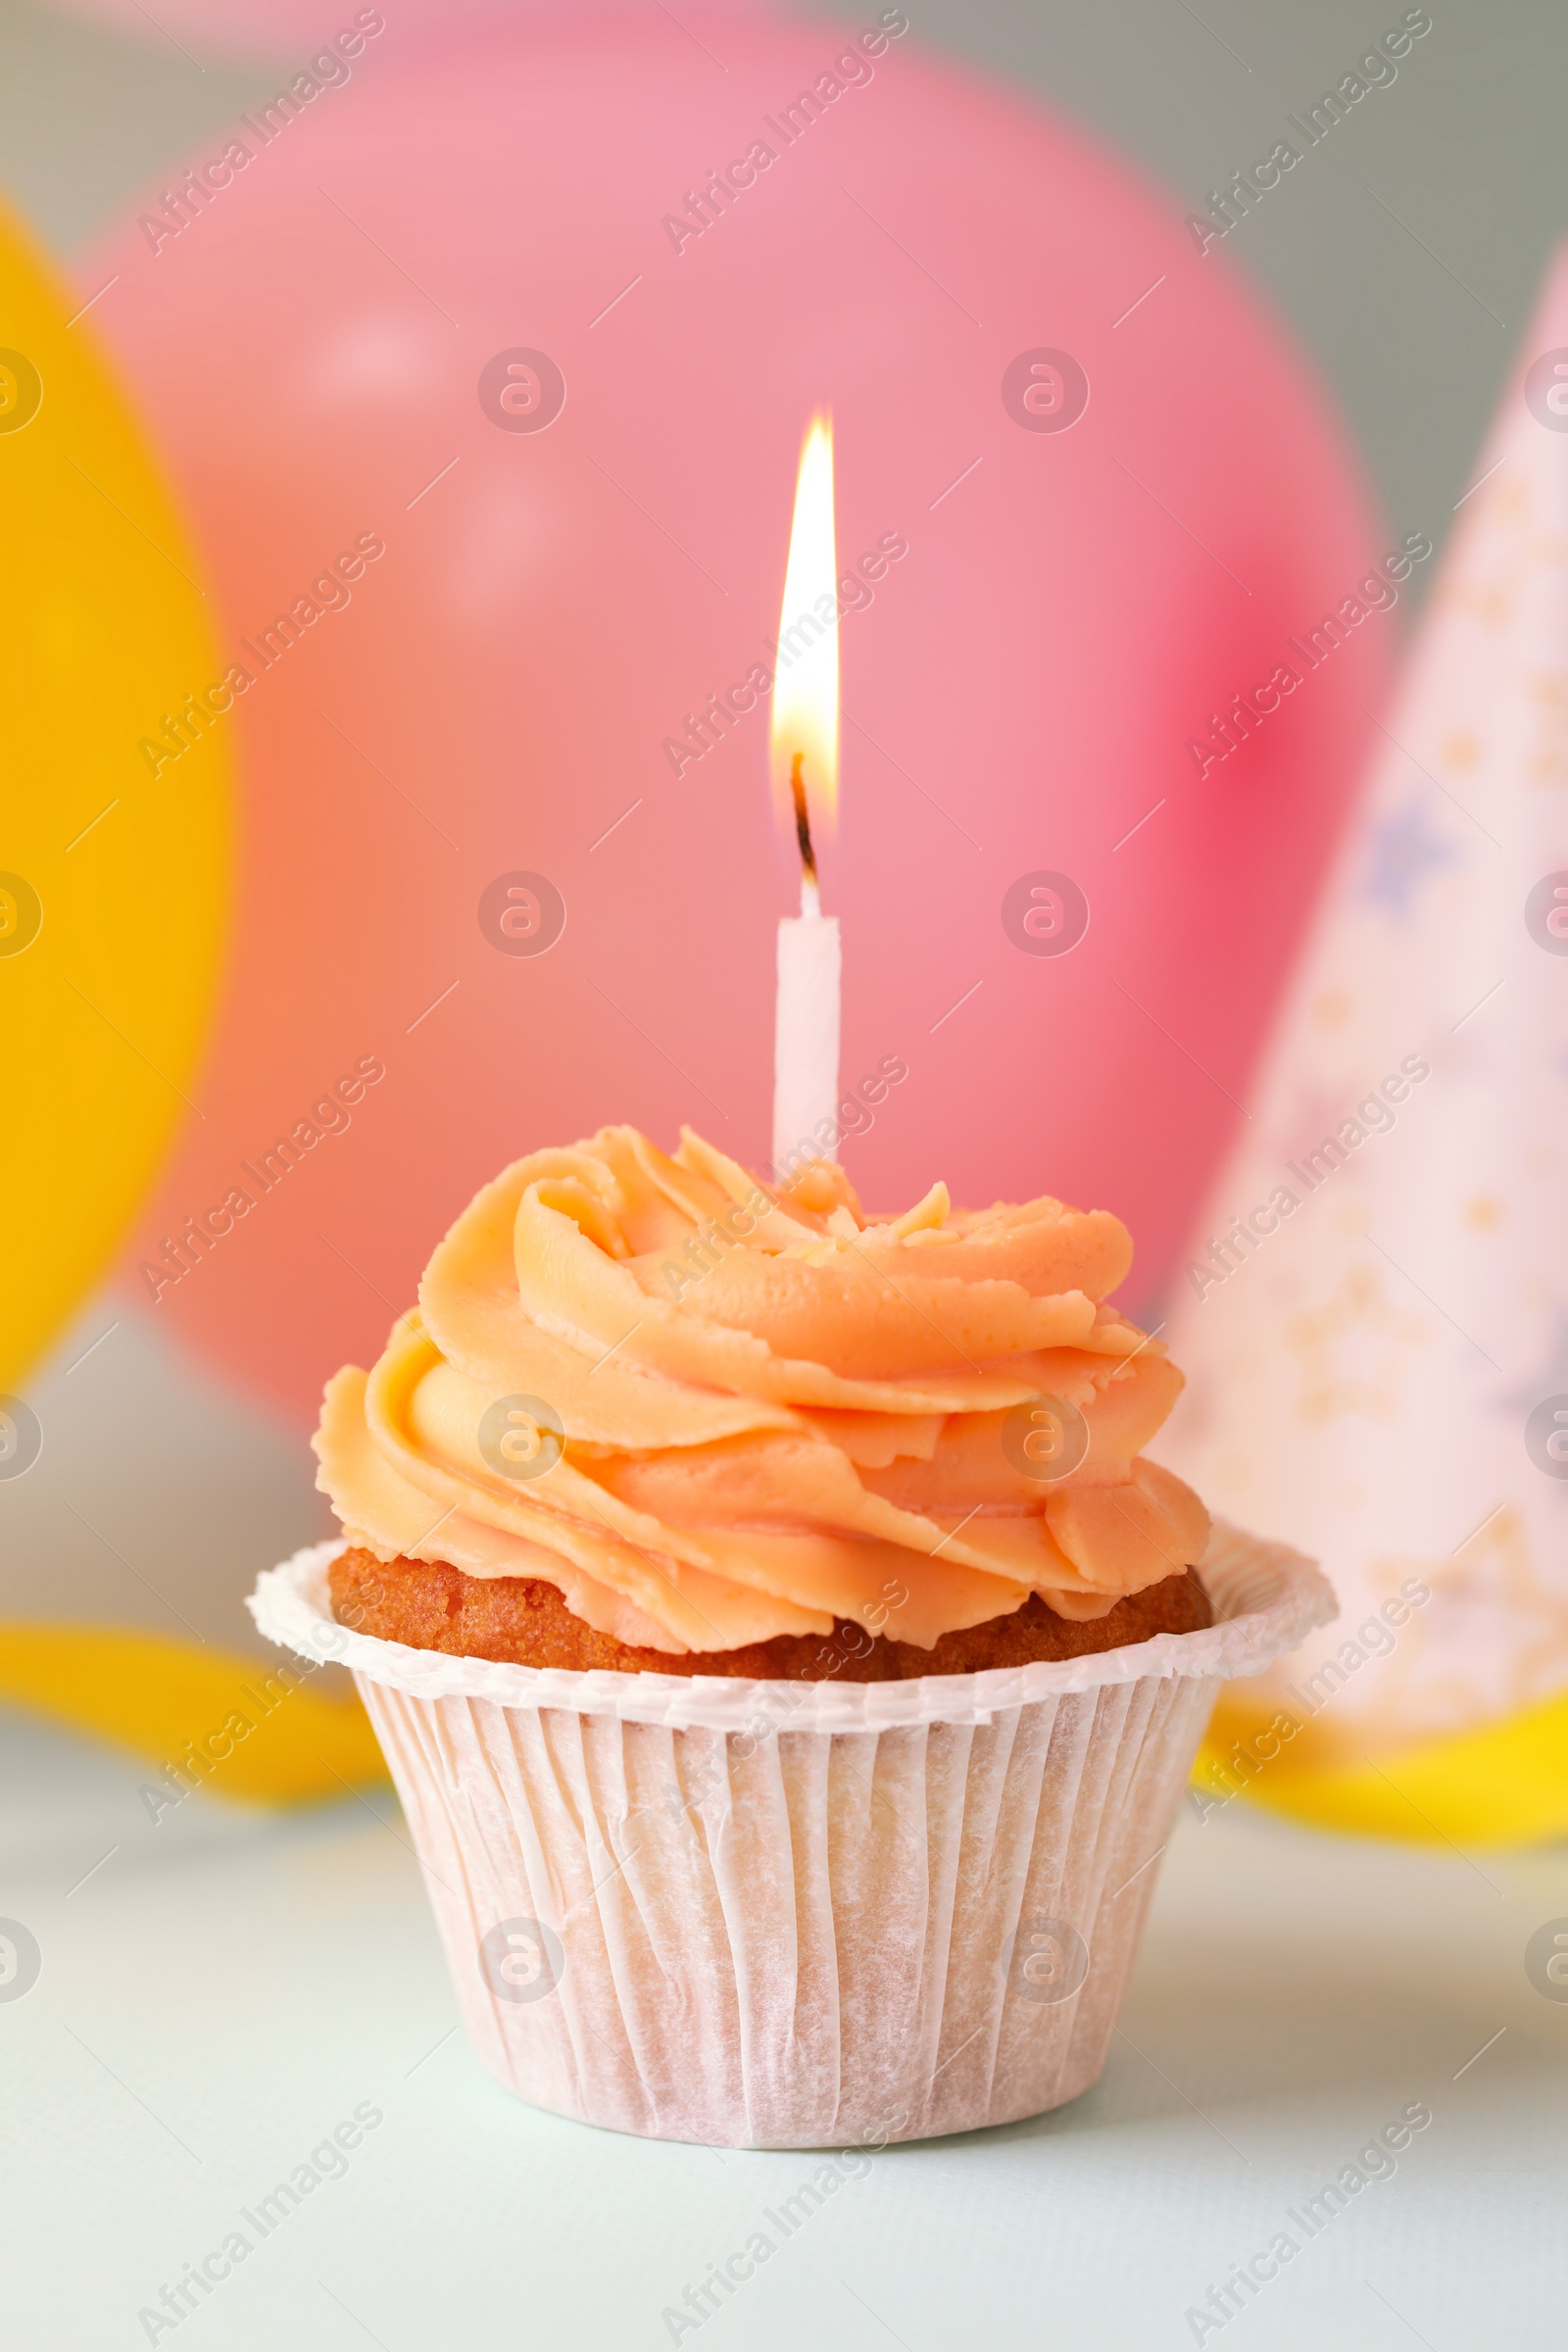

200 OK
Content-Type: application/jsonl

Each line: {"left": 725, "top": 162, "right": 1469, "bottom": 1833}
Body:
{"left": 1162, "top": 244, "right": 1568, "bottom": 1846}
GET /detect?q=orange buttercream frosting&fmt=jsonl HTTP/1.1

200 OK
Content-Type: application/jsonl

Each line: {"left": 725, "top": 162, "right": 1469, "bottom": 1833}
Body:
{"left": 314, "top": 1127, "right": 1209, "bottom": 1655}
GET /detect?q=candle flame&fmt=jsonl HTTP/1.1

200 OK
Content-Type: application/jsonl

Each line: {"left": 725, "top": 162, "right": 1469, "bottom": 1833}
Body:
{"left": 770, "top": 414, "right": 838, "bottom": 903}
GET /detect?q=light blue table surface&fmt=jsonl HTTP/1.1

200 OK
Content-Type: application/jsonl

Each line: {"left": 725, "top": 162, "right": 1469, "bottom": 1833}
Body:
{"left": 4, "top": 1701, "right": 1564, "bottom": 2351}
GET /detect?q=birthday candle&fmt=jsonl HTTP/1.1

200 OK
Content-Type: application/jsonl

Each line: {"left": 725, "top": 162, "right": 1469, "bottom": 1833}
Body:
{"left": 769, "top": 414, "right": 841, "bottom": 1179}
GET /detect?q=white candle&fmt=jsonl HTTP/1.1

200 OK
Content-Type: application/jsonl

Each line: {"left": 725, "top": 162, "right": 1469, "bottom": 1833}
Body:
{"left": 768, "top": 414, "right": 841, "bottom": 1182}
{"left": 773, "top": 887, "right": 841, "bottom": 1178}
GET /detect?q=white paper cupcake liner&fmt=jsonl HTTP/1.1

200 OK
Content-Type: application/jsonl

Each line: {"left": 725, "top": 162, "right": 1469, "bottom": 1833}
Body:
{"left": 251, "top": 1523, "right": 1332, "bottom": 2148}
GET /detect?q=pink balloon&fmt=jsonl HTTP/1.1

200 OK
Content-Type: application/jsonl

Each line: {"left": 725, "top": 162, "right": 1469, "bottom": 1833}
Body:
{"left": 87, "top": 7, "right": 1390, "bottom": 1421}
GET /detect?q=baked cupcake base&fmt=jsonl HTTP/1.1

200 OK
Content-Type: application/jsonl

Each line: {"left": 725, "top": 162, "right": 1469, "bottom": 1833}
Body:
{"left": 254, "top": 1529, "right": 1332, "bottom": 2148}
{"left": 328, "top": 1544, "right": 1213, "bottom": 1678}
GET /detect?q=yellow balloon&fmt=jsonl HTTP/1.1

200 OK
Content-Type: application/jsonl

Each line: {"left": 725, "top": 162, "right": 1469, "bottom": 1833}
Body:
{"left": 0, "top": 202, "right": 229, "bottom": 1389}
{"left": 1196, "top": 1688, "right": 1568, "bottom": 1849}
{"left": 0, "top": 1624, "right": 386, "bottom": 1804}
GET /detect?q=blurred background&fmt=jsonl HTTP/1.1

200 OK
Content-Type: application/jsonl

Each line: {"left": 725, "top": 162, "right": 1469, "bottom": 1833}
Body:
{"left": 3, "top": 0, "right": 1565, "bottom": 1836}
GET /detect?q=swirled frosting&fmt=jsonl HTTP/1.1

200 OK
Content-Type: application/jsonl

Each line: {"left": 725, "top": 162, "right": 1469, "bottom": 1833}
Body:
{"left": 315, "top": 1127, "right": 1209, "bottom": 1654}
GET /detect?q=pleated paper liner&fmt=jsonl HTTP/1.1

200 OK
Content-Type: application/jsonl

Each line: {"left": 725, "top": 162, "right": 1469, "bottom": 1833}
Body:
{"left": 251, "top": 1522, "right": 1333, "bottom": 2148}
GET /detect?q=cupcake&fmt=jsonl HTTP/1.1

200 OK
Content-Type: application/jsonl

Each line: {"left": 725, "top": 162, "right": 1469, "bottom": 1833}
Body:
{"left": 252, "top": 1126, "right": 1331, "bottom": 2147}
